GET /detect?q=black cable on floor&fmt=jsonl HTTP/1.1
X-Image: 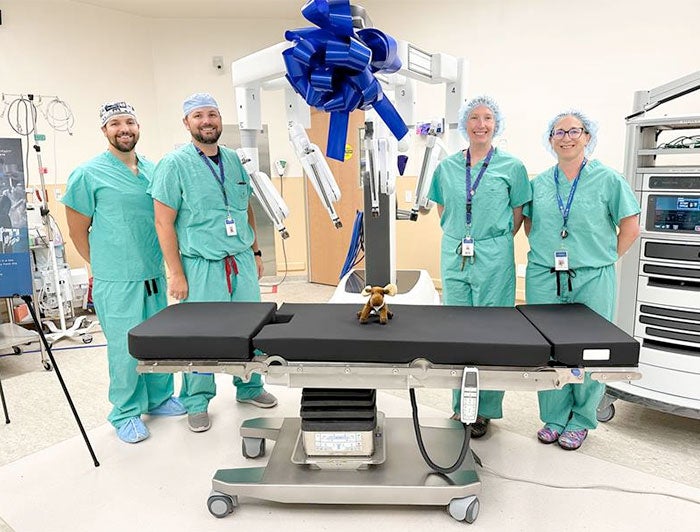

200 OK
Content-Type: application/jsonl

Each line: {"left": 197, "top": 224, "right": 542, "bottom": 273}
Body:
{"left": 409, "top": 388, "right": 471, "bottom": 474}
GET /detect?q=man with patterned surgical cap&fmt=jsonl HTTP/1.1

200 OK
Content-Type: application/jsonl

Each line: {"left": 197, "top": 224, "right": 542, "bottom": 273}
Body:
{"left": 151, "top": 92, "right": 277, "bottom": 434}
{"left": 63, "top": 101, "right": 186, "bottom": 444}
{"left": 424, "top": 95, "right": 531, "bottom": 438}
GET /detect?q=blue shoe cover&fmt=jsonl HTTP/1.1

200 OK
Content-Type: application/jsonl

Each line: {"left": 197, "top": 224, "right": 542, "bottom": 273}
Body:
{"left": 116, "top": 417, "right": 149, "bottom": 444}
{"left": 148, "top": 397, "right": 186, "bottom": 416}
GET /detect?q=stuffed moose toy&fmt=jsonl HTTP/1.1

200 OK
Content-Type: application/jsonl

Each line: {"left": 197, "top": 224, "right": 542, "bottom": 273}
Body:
{"left": 357, "top": 283, "right": 397, "bottom": 325}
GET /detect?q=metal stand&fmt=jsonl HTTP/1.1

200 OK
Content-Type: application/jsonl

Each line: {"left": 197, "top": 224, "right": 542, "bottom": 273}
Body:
{"left": 0, "top": 375, "right": 9, "bottom": 424}
{"left": 20, "top": 294, "right": 99, "bottom": 466}
{"left": 207, "top": 416, "right": 481, "bottom": 523}
{"left": 22, "top": 94, "right": 91, "bottom": 346}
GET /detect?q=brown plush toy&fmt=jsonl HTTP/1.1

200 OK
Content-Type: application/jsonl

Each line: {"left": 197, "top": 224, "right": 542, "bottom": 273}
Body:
{"left": 357, "top": 283, "right": 397, "bottom": 325}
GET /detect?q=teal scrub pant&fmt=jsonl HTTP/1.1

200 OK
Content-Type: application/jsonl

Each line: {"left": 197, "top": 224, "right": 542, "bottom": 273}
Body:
{"left": 92, "top": 276, "right": 174, "bottom": 428}
{"left": 442, "top": 233, "right": 515, "bottom": 419}
{"left": 179, "top": 251, "right": 264, "bottom": 413}
{"left": 525, "top": 263, "right": 616, "bottom": 432}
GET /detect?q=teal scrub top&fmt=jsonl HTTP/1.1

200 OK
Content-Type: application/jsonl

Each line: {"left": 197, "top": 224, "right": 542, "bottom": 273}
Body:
{"left": 150, "top": 144, "right": 254, "bottom": 260}
{"left": 523, "top": 159, "right": 641, "bottom": 269}
{"left": 428, "top": 149, "right": 531, "bottom": 240}
{"left": 62, "top": 152, "right": 164, "bottom": 282}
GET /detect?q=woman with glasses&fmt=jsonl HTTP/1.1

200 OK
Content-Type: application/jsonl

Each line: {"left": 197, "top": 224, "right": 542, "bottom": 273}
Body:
{"left": 523, "top": 110, "right": 640, "bottom": 450}
{"left": 426, "top": 95, "right": 531, "bottom": 438}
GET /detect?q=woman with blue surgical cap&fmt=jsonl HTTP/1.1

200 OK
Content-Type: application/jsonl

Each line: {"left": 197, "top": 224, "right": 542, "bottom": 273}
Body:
{"left": 427, "top": 96, "right": 531, "bottom": 438}
{"left": 523, "top": 110, "right": 640, "bottom": 450}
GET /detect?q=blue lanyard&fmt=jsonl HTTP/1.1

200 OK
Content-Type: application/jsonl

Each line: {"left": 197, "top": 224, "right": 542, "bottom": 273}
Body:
{"left": 553, "top": 158, "right": 587, "bottom": 231}
{"left": 465, "top": 147, "right": 495, "bottom": 227}
{"left": 195, "top": 145, "right": 229, "bottom": 209}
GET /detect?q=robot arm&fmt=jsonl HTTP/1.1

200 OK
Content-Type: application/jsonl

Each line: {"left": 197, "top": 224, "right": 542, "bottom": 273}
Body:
{"left": 363, "top": 112, "right": 398, "bottom": 218}
{"left": 626, "top": 70, "right": 700, "bottom": 120}
{"left": 232, "top": 50, "right": 346, "bottom": 231}
{"left": 383, "top": 44, "right": 467, "bottom": 220}
{"left": 236, "top": 149, "right": 290, "bottom": 239}
{"left": 289, "top": 122, "right": 343, "bottom": 229}
{"left": 410, "top": 121, "right": 448, "bottom": 220}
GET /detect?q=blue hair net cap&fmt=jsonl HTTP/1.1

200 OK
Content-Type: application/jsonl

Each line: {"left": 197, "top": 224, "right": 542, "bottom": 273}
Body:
{"left": 457, "top": 95, "right": 504, "bottom": 141}
{"left": 183, "top": 92, "right": 219, "bottom": 117}
{"left": 544, "top": 109, "right": 598, "bottom": 157}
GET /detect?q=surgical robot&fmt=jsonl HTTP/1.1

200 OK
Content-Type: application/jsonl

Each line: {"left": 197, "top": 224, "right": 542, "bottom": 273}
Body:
{"left": 229, "top": 18, "right": 466, "bottom": 282}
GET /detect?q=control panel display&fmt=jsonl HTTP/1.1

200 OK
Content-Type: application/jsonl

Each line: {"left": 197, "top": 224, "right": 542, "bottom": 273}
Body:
{"left": 646, "top": 195, "right": 700, "bottom": 233}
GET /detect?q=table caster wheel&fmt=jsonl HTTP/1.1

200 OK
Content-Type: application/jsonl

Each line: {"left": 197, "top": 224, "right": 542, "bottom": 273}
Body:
{"left": 82, "top": 335, "right": 93, "bottom": 344}
{"left": 12, "top": 346, "right": 22, "bottom": 355}
{"left": 597, "top": 403, "right": 616, "bottom": 423}
{"left": 207, "top": 491, "right": 237, "bottom": 518}
{"left": 42, "top": 360, "right": 53, "bottom": 371}
{"left": 242, "top": 437, "right": 266, "bottom": 458}
{"left": 448, "top": 495, "right": 479, "bottom": 523}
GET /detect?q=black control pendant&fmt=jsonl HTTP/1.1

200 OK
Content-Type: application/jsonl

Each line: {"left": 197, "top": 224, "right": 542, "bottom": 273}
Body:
{"left": 560, "top": 228, "right": 569, "bottom": 239}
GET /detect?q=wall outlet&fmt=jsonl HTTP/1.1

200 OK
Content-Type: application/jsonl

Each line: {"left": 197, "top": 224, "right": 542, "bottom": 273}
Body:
{"left": 404, "top": 190, "right": 412, "bottom": 203}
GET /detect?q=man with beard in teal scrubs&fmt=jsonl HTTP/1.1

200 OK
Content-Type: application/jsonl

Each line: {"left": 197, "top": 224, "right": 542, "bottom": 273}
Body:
{"left": 64, "top": 101, "right": 185, "bottom": 444}
{"left": 151, "top": 93, "right": 277, "bottom": 433}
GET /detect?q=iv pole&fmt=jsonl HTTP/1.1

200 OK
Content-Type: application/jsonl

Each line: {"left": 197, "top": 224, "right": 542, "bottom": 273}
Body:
{"left": 5, "top": 93, "right": 92, "bottom": 345}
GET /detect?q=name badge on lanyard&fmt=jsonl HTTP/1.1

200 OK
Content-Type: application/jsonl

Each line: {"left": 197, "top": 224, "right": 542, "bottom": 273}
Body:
{"left": 461, "top": 237, "right": 474, "bottom": 257}
{"left": 554, "top": 249, "right": 569, "bottom": 271}
{"left": 225, "top": 215, "right": 237, "bottom": 236}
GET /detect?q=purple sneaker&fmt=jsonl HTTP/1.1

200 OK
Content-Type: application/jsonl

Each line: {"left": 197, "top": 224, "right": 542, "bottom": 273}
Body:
{"left": 537, "top": 426, "right": 560, "bottom": 444}
{"left": 558, "top": 429, "right": 588, "bottom": 450}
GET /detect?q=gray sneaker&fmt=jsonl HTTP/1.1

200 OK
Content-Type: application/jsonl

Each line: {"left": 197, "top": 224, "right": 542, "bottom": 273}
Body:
{"left": 187, "top": 412, "right": 211, "bottom": 432}
{"left": 237, "top": 391, "right": 278, "bottom": 408}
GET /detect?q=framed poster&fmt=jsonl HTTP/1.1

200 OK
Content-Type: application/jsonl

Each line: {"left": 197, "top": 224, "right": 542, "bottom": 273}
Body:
{"left": 0, "top": 138, "right": 32, "bottom": 297}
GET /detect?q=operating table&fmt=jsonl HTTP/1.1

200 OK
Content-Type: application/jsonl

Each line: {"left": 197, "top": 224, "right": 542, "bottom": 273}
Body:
{"left": 129, "top": 302, "right": 640, "bottom": 523}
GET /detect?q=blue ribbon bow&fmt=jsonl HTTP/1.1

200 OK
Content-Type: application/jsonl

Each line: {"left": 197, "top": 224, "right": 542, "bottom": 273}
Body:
{"left": 283, "top": 0, "right": 409, "bottom": 161}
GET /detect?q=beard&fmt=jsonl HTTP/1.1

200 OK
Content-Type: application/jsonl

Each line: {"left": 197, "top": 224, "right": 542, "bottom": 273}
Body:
{"left": 191, "top": 127, "right": 222, "bottom": 145}
{"left": 109, "top": 132, "right": 139, "bottom": 153}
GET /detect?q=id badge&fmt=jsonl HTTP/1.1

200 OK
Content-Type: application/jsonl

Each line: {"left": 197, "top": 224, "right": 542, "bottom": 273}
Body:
{"left": 461, "top": 237, "right": 475, "bottom": 257}
{"left": 225, "top": 217, "right": 237, "bottom": 236}
{"left": 554, "top": 250, "right": 569, "bottom": 271}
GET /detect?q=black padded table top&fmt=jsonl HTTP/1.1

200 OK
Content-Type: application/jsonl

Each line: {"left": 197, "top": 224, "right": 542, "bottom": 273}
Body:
{"left": 517, "top": 304, "right": 639, "bottom": 366}
{"left": 128, "top": 302, "right": 277, "bottom": 360}
{"left": 128, "top": 301, "right": 639, "bottom": 367}
{"left": 255, "top": 303, "right": 552, "bottom": 365}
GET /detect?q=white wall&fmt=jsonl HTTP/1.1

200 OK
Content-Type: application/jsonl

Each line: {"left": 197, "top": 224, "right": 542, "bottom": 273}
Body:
{"left": 148, "top": 15, "right": 304, "bottom": 167}
{"left": 361, "top": 0, "right": 700, "bottom": 176}
{"left": 0, "top": 0, "right": 159, "bottom": 184}
{"left": 3, "top": 0, "right": 699, "bottom": 182}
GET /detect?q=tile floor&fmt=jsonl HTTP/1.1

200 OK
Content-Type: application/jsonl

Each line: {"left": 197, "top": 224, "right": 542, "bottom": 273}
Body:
{"left": 0, "top": 276, "right": 698, "bottom": 531}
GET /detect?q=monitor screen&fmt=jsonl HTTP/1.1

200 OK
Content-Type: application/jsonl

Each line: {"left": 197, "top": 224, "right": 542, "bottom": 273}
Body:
{"left": 647, "top": 195, "right": 700, "bottom": 233}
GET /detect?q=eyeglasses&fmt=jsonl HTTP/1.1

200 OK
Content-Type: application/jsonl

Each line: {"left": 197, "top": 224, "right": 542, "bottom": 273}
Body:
{"left": 551, "top": 127, "right": 587, "bottom": 140}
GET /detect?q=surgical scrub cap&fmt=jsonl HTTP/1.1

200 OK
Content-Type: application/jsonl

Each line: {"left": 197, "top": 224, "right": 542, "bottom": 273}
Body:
{"left": 183, "top": 92, "right": 219, "bottom": 117}
{"left": 99, "top": 101, "right": 137, "bottom": 126}
{"left": 544, "top": 109, "right": 598, "bottom": 157}
{"left": 457, "top": 95, "right": 504, "bottom": 141}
